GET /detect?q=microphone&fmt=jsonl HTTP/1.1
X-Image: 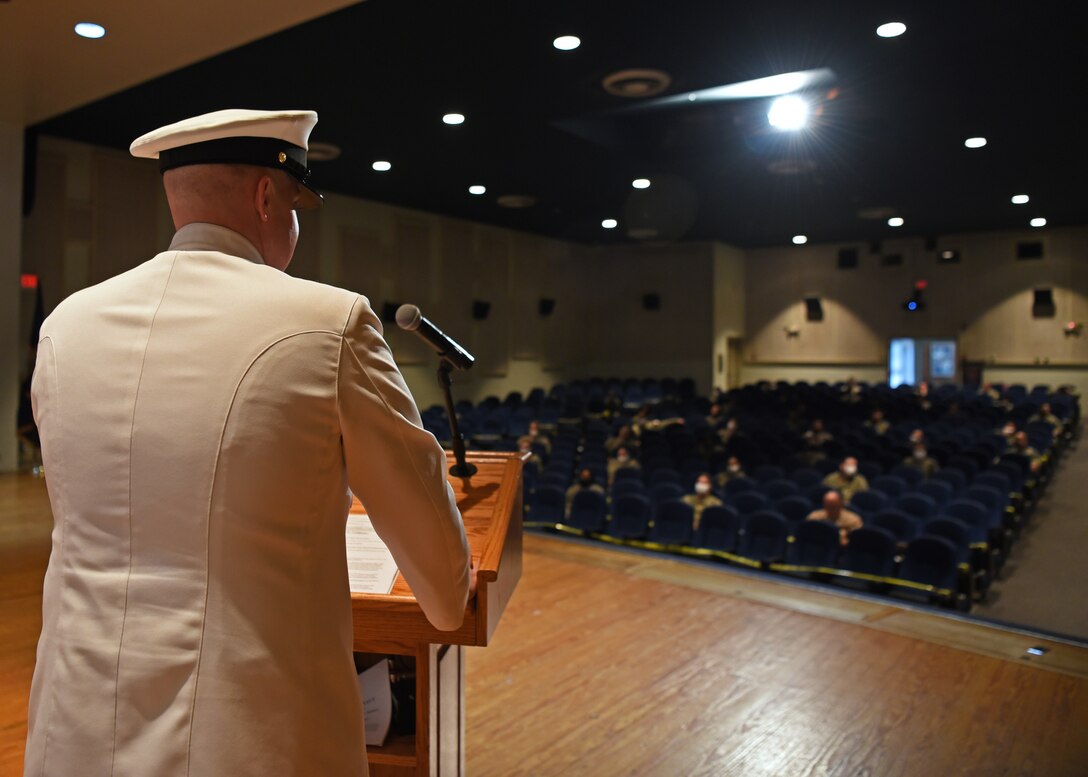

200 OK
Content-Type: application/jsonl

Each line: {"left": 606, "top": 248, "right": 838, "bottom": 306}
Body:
{"left": 395, "top": 304, "right": 475, "bottom": 371}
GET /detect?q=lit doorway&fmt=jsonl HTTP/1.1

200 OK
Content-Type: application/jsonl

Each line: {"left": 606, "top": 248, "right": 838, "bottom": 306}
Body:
{"left": 888, "top": 338, "right": 957, "bottom": 388}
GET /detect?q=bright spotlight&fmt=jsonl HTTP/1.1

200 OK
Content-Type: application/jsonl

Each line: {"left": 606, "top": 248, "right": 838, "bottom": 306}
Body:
{"left": 553, "top": 35, "right": 581, "bottom": 51}
{"left": 443, "top": 113, "right": 465, "bottom": 125}
{"left": 602, "top": 219, "right": 618, "bottom": 229}
{"left": 964, "top": 137, "right": 987, "bottom": 149}
{"left": 372, "top": 160, "right": 392, "bottom": 172}
{"left": 631, "top": 178, "right": 651, "bottom": 189}
{"left": 876, "top": 22, "right": 907, "bottom": 38}
{"left": 768, "top": 95, "right": 809, "bottom": 130}
{"left": 468, "top": 185, "right": 486, "bottom": 195}
{"left": 1011, "top": 194, "right": 1029, "bottom": 205}
{"left": 888, "top": 217, "right": 905, "bottom": 227}
{"left": 792, "top": 235, "right": 808, "bottom": 245}
{"left": 1030, "top": 217, "right": 1047, "bottom": 228}
{"left": 74, "top": 22, "right": 106, "bottom": 39}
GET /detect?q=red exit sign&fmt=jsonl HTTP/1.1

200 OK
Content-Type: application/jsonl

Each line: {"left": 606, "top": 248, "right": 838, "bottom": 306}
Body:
{"left": 21, "top": 273, "right": 38, "bottom": 289}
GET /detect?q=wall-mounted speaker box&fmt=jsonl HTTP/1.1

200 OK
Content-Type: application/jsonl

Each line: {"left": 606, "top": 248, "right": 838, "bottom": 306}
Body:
{"left": 1017, "top": 241, "right": 1044, "bottom": 260}
{"left": 1032, "top": 288, "right": 1055, "bottom": 318}
{"left": 837, "top": 248, "right": 858, "bottom": 269}
{"left": 380, "top": 301, "right": 401, "bottom": 323}
{"left": 804, "top": 296, "right": 824, "bottom": 322}
{"left": 538, "top": 297, "right": 556, "bottom": 316}
{"left": 642, "top": 293, "right": 661, "bottom": 311}
{"left": 924, "top": 236, "right": 938, "bottom": 251}
{"left": 472, "top": 300, "right": 491, "bottom": 320}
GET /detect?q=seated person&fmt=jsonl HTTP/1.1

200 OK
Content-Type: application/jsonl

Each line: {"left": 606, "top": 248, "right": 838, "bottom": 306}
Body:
{"left": 998, "top": 420, "right": 1018, "bottom": 445}
{"left": 865, "top": 408, "right": 890, "bottom": 436}
{"left": 565, "top": 468, "right": 605, "bottom": 514}
{"left": 607, "top": 446, "right": 641, "bottom": 485}
{"left": 821, "top": 456, "right": 869, "bottom": 504}
{"left": 717, "top": 417, "right": 739, "bottom": 445}
{"left": 804, "top": 418, "right": 832, "bottom": 449}
{"left": 605, "top": 424, "right": 637, "bottom": 455}
{"left": 1007, "top": 431, "right": 1044, "bottom": 474}
{"left": 841, "top": 376, "right": 862, "bottom": 404}
{"left": 916, "top": 381, "right": 932, "bottom": 411}
{"left": 902, "top": 442, "right": 940, "bottom": 479}
{"left": 806, "top": 490, "right": 864, "bottom": 546}
{"left": 1030, "top": 402, "right": 1064, "bottom": 438}
{"left": 705, "top": 403, "right": 726, "bottom": 430}
{"left": 681, "top": 473, "right": 723, "bottom": 531}
{"left": 908, "top": 428, "right": 926, "bottom": 446}
{"left": 715, "top": 456, "right": 746, "bottom": 488}
{"left": 525, "top": 419, "right": 552, "bottom": 455}
{"left": 516, "top": 437, "right": 544, "bottom": 470}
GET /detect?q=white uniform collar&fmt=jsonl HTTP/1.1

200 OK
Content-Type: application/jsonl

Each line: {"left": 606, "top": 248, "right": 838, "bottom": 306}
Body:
{"left": 168, "top": 223, "right": 265, "bottom": 265}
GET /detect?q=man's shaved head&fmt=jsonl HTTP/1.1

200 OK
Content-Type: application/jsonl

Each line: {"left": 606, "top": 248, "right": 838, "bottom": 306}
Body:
{"left": 163, "top": 163, "right": 302, "bottom": 271}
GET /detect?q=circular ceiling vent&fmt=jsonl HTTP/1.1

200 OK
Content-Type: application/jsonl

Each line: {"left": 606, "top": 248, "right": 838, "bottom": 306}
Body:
{"left": 602, "top": 69, "right": 672, "bottom": 98}
{"left": 856, "top": 206, "right": 897, "bottom": 220}
{"left": 496, "top": 194, "right": 537, "bottom": 208}
{"left": 307, "top": 142, "right": 342, "bottom": 162}
{"left": 768, "top": 158, "right": 817, "bottom": 175}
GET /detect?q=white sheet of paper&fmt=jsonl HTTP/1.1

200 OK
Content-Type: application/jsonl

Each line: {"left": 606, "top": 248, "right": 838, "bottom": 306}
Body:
{"left": 358, "top": 659, "right": 393, "bottom": 747}
{"left": 345, "top": 513, "right": 399, "bottom": 595}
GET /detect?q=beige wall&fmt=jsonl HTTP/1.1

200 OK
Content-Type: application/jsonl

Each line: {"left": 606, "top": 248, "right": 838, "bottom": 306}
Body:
{"left": 740, "top": 229, "right": 1088, "bottom": 394}
{"left": 21, "top": 137, "right": 715, "bottom": 411}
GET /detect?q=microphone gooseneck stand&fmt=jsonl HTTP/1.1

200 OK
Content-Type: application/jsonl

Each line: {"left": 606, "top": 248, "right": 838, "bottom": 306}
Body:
{"left": 438, "top": 360, "right": 477, "bottom": 478}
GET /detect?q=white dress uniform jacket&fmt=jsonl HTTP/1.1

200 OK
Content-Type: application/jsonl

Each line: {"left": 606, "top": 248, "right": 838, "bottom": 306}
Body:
{"left": 24, "top": 223, "right": 472, "bottom": 777}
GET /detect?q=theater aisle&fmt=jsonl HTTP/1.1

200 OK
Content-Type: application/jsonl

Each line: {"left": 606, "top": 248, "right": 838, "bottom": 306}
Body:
{"left": 975, "top": 425, "right": 1088, "bottom": 640}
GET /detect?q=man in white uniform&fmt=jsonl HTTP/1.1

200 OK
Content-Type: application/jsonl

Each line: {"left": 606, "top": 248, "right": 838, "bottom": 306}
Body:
{"left": 24, "top": 109, "right": 473, "bottom": 777}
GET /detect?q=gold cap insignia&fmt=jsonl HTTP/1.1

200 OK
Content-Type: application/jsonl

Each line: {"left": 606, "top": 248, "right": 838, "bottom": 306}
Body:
{"left": 277, "top": 151, "right": 287, "bottom": 164}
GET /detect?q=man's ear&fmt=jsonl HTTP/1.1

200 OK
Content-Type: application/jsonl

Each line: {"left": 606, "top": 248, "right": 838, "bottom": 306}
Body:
{"left": 254, "top": 174, "right": 274, "bottom": 222}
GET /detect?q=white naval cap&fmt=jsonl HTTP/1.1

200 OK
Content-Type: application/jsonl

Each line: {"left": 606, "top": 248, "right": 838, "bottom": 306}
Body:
{"left": 130, "top": 108, "right": 323, "bottom": 209}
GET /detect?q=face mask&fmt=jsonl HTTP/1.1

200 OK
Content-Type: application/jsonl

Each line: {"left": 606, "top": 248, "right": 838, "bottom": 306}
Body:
{"left": 618, "top": 454, "right": 629, "bottom": 463}
{"left": 695, "top": 482, "right": 711, "bottom": 495}
{"left": 728, "top": 464, "right": 741, "bottom": 473}
{"left": 529, "top": 429, "right": 538, "bottom": 437}
{"left": 842, "top": 465, "right": 857, "bottom": 477}
{"left": 914, "top": 449, "right": 927, "bottom": 460}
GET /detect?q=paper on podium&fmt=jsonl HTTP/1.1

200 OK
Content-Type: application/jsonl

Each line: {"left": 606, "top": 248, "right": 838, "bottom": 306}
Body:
{"left": 358, "top": 659, "right": 393, "bottom": 747}
{"left": 345, "top": 513, "right": 399, "bottom": 595}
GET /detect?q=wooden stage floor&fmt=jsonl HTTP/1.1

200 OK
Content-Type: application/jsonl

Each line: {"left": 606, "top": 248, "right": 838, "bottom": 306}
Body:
{"left": 3, "top": 473, "right": 1087, "bottom": 776}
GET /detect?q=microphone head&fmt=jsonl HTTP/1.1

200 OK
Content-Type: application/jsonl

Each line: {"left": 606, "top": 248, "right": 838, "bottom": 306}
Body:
{"left": 395, "top": 304, "right": 422, "bottom": 331}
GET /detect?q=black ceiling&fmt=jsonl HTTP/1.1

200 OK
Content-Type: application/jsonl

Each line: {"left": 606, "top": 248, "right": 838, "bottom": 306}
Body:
{"left": 33, "top": 0, "right": 1087, "bottom": 248}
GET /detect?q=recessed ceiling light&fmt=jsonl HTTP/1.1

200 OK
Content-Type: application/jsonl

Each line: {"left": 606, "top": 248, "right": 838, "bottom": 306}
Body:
{"left": 876, "top": 22, "right": 907, "bottom": 38}
{"left": 553, "top": 35, "right": 580, "bottom": 51}
{"left": 792, "top": 235, "right": 808, "bottom": 245}
{"left": 602, "top": 218, "right": 618, "bottom": 229}
{"left": 442, "top": 113, "right": 465, "bottom": 125}
{"left": 888, "top": 217, "right": 905, "bottom": 227}
{"left": 74, "top": 22, "right": 106, "bottom": 39}
{"left": 1011, "top": 194, "right": 1030, "bottom": 205}
{"left": 468, "top": 185, "right": 486, "bottom": 195}
{"left": 371, "top": 160, "right": 391, "bottom": 172}
{"left": 768, "top": 95, "right": 809, "bottom": 130}
{"left": 632, "top": 178, "right": 651, "bottom": 189}
{"left": 964, "top": 137, "right": 987, "bottom": 149}
{"left": 1030, "top": 217, "right": 1047, "bottom": 228}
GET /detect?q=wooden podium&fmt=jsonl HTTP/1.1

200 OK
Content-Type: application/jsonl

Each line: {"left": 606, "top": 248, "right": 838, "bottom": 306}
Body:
{"left": 349, "top": 451, "right": 524, "bottom": 777}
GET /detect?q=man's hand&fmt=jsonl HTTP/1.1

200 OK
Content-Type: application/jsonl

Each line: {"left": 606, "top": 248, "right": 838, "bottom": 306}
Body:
{"left": 468, "top": 558, "right": 478, "bottom": 599}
